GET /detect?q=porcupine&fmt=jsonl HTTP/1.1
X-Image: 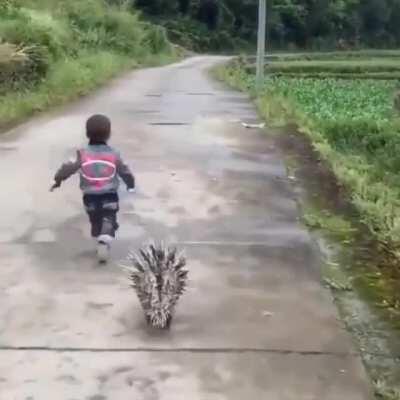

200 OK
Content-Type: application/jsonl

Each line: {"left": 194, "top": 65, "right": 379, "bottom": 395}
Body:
{"left": 128, "top": 242, "right": 188, "bottom": 329}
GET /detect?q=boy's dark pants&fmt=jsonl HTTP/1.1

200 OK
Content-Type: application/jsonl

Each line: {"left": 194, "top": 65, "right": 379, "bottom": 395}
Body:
{"left": 83, "top": 192, "right": 119, "bottom": 238}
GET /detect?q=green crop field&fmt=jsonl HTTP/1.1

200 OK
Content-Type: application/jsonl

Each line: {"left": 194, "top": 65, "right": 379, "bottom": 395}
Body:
{"left": 242, "top": 51, "right": 400, "bottom": 80}
{"left": 266, "top": 59, "right": 400, "bottom": 74}
{"left": 218, "top": 53, "right": 400, "bottom": 252}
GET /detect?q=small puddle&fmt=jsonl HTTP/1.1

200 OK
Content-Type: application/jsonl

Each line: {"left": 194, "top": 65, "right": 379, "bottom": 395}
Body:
{"left": 275, "top": 125, "right": 400, "bottom": 395}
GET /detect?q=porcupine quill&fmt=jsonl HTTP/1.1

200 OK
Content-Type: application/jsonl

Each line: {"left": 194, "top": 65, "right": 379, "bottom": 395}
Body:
{"left": 128, "top": 242, "right": 188, "bottom": 329}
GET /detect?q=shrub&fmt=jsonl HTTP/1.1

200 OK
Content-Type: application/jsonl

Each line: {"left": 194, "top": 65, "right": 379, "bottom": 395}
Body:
{"left": 143, "top": 24, "right": 171, "bottom": 54}
{"left": 59, "top": 0, "right": 151, "bottom": 56}
{"left": 100, "top": 8, "right": 146, "bottom": 54}
{"left": 0, "top": 42, "right": 49, "bottom": 89}
{"left": 0, "top": 9, "right": 72, "bottom": 58}
{"left": 0, "top": 42, "right": 28, "bottom": 88}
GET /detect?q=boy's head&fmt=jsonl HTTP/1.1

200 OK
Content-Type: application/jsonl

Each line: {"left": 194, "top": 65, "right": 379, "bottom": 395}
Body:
{"left": 86, "top": 114, "right": 111, "bottom": 144}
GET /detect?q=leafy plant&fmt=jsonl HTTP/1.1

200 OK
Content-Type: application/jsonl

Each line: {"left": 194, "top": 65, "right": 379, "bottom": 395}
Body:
{"left": 0, "top": 0, "right": 174, "bottom": 127}
{"left": 0, "top": 9, "right": 72, "bottom": 58}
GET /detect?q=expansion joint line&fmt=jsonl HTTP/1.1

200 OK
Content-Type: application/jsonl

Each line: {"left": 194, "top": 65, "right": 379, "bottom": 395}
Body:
{"left": 0, "top": 346, "right": 398, "bottom": 360}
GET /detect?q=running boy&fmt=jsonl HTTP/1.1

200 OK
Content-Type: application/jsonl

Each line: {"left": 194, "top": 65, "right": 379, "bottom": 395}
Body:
{"left": 51, "top": 114, "right": 135, "bottom": 263}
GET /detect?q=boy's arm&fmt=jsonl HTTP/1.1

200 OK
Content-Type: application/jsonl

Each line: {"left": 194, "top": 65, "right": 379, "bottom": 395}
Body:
{"left": 53, "top": 151, "right": 81, "bottom": 186}
{"left": 116, "top": 154, "right": 135, "bottom": 190}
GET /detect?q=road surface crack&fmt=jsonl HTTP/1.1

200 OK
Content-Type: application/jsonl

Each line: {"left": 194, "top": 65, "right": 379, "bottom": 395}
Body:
{"left": 0, "top": 345, "right": 398, "bottom": 359}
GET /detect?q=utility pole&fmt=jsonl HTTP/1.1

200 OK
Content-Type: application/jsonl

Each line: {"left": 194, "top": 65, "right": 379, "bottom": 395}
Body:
{"left": 256, "top": 0, "right": 267, "bottom": 91}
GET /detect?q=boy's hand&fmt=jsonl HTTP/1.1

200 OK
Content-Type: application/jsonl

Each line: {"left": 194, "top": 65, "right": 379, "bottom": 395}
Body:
{"left": 50, "top": 181, "right": 61, "bottom": 192}
{"left": 128, "top": 188, "right": 136, "bottom": 194}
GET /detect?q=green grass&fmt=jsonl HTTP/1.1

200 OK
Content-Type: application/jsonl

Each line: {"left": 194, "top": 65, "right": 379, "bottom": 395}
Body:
{"left": 303, "top": 207, "right": 356, "bottom": 238}
{"left": 268, "top": 72, "right": 400, "bottom": 80}
{"left": 0, "top": 52, "right": 132, "bottom": 126}
{"left": 375, "top": 381, "right": 400, "bottom": 400}
{"left": 251, "top": 50, "right": 400, "bottom": 62}
{"left": 241, "top": 51, "right": 400, "bottom": 80}
{"left": 217, "top": 61, "right": 400, "bottom": 253}
{"left": 0, "top": 0, "right": 176, "bottom": 128}
{"left": 0, "top": 49, "right": 177, "bottom": 129}
{"left": 266, "top": 59, "right": 400, "bottom": 75}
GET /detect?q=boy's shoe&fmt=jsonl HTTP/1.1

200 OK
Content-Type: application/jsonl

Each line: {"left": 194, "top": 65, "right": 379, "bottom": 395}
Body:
{"left": 98, "top": 234, "right": 113, "bottom": 244}
{"left": 97, "top": 235, "right": 112, "bottom": 264}
{"left": 97, "top": 242, "right": 110, "bottom": 264}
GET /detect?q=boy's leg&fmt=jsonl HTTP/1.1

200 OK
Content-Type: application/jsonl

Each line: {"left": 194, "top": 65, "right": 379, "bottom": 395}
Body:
{"left": 98, "top": 197, "right": 119, "bottom": 239}
{"left": 97, "top": 199, "right": 118, "bottom": 264}
{"left": 83, "top": 194, "right": 119, "bottom": 264}
{"left": 83, "top": 195, "right": 103, "bottom": 238}
{"left": 88, "top": 212, "right": 103, "bottom": 238}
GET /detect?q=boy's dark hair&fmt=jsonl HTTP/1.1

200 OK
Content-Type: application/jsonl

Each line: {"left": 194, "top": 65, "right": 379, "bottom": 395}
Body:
{"left": 86, "top": 114, "right": 111, "bottom": 143}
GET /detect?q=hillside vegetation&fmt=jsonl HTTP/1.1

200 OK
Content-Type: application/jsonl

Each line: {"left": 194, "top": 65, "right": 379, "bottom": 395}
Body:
{"left": 134, "top": 0, "right": 400, "bottom": 51}
{"left": 0, "top": 0, "right": 174, "bottom": 127}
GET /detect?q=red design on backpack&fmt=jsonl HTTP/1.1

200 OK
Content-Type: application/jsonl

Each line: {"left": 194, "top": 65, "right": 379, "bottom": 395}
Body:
{"left": 80, "top": 150, "right": 117, "bottom": 189}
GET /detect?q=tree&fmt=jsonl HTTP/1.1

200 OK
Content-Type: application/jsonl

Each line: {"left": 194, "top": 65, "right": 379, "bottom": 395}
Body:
{"left": 134, "top": 0, "right": 177, "bottom": 15}
{"left": 386, "top": 0, "right": 400, "bottom": 44}
{"left": 197, "top": 0, "right": 220, "bottom": 30}
{"left": 133, "top": 0, "right": 400, "bottom": 49}
{"left": 178, "top": 0, "right": 191, "bottom": 14}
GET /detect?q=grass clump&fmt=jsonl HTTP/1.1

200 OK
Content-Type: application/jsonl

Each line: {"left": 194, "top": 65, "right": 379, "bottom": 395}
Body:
{"left": 303, "top": 207, "right": 356, "bottom": 238}
{"left": 375, "top": 380, "right": 400, "bottom": 400}
{"left": 0, "top": 43, "right": 29, "bottom": 83}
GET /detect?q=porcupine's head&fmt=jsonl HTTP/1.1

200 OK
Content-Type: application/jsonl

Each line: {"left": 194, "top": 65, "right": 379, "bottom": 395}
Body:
{"left": 129, "top": 242, "right": 188, "bottom": 329}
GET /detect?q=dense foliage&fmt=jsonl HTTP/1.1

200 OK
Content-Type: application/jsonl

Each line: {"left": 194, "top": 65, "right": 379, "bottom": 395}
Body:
{"left": 0, "top": 0, "right": 172, "bottom": 126}
{"left": 0, "top": 0, "right": 171, "bottom": 84}
{"left": 134, "top": 0, "right": 400, "bottom": 50}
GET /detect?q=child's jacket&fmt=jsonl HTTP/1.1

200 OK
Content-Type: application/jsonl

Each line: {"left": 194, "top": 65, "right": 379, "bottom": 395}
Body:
{"left": 55, "top": 144, "right": 135, "bottom": 195}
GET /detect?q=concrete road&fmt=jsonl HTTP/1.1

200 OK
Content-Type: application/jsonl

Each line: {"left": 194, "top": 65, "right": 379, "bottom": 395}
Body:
{"left": 0, "top": 57, "right": 372, "bottom": 399}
